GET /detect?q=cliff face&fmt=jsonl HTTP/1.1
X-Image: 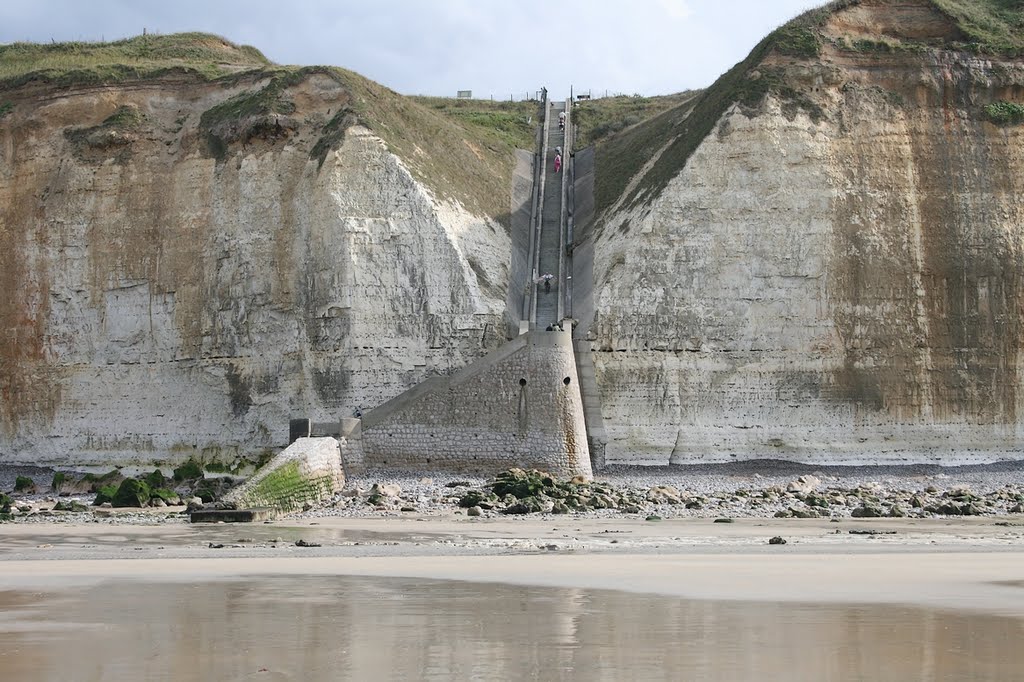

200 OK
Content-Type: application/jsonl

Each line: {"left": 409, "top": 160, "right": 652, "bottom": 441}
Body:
{"left": 0, "top": 68, "right": 512, "bottom": 465}
{"left": 587, "top": 0, "right": 1024, "bottom": 464}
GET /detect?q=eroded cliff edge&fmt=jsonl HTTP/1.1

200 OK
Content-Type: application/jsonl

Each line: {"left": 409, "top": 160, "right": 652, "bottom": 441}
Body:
{"left": 0, "top": 37, "right": 524, "bottom": 465}
{"left": 582, "top": 0, "right": 1024, "bottom": 464}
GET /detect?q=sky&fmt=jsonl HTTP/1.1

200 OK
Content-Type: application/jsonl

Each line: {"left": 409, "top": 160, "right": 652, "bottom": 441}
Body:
{"left": 0, "top": 0, "right": 827, "bottom": 98}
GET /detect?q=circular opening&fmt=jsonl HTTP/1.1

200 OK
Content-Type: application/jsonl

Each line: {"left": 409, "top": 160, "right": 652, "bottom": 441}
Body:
{"left": 519, "top": 378, "right": 527, "bottom": 386}
{"left": 563, "top": 377, "right": 572, "bottom": 386}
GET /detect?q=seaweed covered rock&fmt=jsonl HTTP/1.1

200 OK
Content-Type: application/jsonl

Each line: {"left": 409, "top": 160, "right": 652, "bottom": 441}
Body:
{"left": 492, "top": 469, "right": 555, "bottom": 500}
{"left": 111, "top": 479, "right": 151, "bottom": 507}
{"left": 53, "top": 500, "right": 90, "bottom": 512}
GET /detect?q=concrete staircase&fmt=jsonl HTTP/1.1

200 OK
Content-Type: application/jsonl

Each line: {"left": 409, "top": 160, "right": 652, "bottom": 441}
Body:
{"left": 536, "top": 102, "right": 566, "bottom": 329}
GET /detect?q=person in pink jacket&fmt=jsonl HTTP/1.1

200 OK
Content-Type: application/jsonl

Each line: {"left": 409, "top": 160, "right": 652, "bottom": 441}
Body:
{"left": 554, "top": 152, "right": 562, "bottom": 173}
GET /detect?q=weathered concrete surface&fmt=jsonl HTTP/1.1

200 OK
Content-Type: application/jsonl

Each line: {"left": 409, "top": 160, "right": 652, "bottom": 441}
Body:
{"left": 361, "top": 331, "right": 592, "bottom": 478}
{"left": 0, "top": 71, "right": 511, "bottom": 466}
{"left": 584, "top": 1, "right": 1024, "bottom": 465}
{"left": 224, "top": 437, "right": 343, "bottom": 512}
{"left": 190, "top": 507, "right": 277, "bottom": 523}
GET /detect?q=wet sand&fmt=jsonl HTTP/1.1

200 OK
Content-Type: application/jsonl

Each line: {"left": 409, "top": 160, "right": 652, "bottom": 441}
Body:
{"left": 1, "top": 515, "right": 1023, "bottom": 615}
{"left": 4, "top": 575, "right": 1023, "bottom": 681}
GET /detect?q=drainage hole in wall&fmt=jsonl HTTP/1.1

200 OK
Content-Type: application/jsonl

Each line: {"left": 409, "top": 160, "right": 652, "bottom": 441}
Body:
{"left": 519, "top": 378, "right": 527, "bottom": 386}
{"left": 563, "top": 377, "right": 571, "bottom": 385}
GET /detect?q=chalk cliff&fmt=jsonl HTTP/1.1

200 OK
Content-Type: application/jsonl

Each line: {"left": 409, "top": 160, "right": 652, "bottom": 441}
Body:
{"left": 0, "top": 39, "right": 519, "bottom": 465}
{"left": 582, "top": 0, "right": 1024, "bottom": 464}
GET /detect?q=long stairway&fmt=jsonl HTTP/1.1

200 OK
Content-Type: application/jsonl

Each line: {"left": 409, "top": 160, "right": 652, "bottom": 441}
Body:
{"left": 536, "top": 102, "right": 566, "bottom": 329}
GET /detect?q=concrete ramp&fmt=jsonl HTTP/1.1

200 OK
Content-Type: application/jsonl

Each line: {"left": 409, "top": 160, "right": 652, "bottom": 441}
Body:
{"left": 361, "top": 331, "right": 592, "bottom": 478}
{"left": 224, "top": 437, "right": 345, "bottom": 512}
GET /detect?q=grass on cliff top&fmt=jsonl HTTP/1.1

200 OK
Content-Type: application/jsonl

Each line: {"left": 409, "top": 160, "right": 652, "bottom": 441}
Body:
{"left": 593, "top": 0, "right": 1024, "bottom": 216}
{"left": 1, "top": 33, "right": 533, "bottom": 221}
{"left": 410, "top": 96, "right": 539, "bottom": 152}
{"left": 335, "top": 72, "right": 539, "bottom": 222}
{"left": 197, "top": 66, "right": 534, "bottom": 222}
{"left": 572, "top": 91, "right": 701, "bottom": 149}
{"left": 0, "top": 33, "right": 533, "bottom": 221}
{"left": 932, "top": 0, "right": 1024, "bottom": 55}
{"left": 592, "top": 2, "right": 847, "bottom": 215}
{"left": 0, "top": 32, "right": 270, "bottom": 88}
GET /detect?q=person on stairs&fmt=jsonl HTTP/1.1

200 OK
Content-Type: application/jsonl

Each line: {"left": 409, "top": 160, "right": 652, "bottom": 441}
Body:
{"left": 558, "top": 110, "right": 566, "bottom": 130}
{"left": 554, "top": 152, "right": 562, "bottom": 173}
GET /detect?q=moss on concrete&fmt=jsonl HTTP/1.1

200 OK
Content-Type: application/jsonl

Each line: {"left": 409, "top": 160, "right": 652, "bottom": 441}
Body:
{"left": 235, "top": 460, "right": 336, "bottom": 512}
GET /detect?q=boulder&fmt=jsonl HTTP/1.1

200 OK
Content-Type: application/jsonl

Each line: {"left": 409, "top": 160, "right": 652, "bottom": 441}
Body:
{"left": 646, "top": 486, "right": 683, "bottom": 505}
{"left": 467, "top": 506, "right": 483, "bottom": 517}
{"left": 786, "top": 475, "right": 821, "bottom": 494}
{"left": 851, "top": 505, "right": 884, "bottom": 518}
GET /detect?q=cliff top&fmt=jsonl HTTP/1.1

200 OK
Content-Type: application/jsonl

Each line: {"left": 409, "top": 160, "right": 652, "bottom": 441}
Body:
{"left": 0, "top": 32, "right": 271, "bottom": 87}
{"left": 0, "top": 33, "right": 539, "bottom": 222}
{"left": 591, "top": 0, "right": 1024, "bottom": 217}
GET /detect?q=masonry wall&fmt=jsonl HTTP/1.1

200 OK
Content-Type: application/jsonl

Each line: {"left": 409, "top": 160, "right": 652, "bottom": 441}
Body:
{"left": 225, "top": 437, "right": 345, "bottom": 511}
{"left": 361, "top": 331, "right": 592, "bottom": 478}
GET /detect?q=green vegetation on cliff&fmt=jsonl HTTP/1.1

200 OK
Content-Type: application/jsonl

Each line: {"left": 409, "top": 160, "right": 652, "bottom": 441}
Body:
{"left": 933, "top": 0, "right": 1024, "bottom": 55}
{"left": 412, "top": 96, "right": 539, "bottom": 152}
{"left": 592, "top": 0, "right": 1024, "bottom": 216}
{"left": 0, "top": 32, "right": 270, "bottom": 88}
{"left": 327, "top": 70, "right": 538, "bottom": 221}
{"left": 592, "top": 2, "right": 839, "bottom": 214}
{"left": 1, "top": 32, "right": 536, "bottom": 223}
{"left": 572, "top": 92, "right": 700, "bottom": 149}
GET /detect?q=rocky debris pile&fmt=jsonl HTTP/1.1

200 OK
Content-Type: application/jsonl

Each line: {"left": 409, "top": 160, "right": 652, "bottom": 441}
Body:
{"left": 760, "top": 479, "right": 1023, "bottom": 519}
{"left": 0, "top": 462, "right": 246, "bottom": 521}
{"left": 307, "top": 468, "right": 1024, "bottom": 520}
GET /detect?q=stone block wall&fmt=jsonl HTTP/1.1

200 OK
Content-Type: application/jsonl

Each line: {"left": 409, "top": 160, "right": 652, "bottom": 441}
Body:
{"left": 225, "top": 437, "right": 345, "bottom": 511}
{"left": 361, "top": 331, "right": 592, "bottom": 478}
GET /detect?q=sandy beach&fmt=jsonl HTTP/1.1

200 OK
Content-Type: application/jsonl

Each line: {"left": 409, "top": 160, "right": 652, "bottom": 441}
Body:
{"left": 2, "top": 514, "right": 1023, "bottom": 615}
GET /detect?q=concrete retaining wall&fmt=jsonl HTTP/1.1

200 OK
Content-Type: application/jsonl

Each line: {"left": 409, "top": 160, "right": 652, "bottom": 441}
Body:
{"left": 225, "top": 437, "right": 345, "bottom": 512}
{"left": 361, "top": 330, "right": 592, "bottom": 478}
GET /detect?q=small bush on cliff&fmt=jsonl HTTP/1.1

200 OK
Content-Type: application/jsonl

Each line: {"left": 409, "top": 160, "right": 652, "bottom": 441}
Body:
{"left": 985, "top": 100, "right": 1024, "bottom": 125}
{"left": 0, "top": 493, "right": 12, "bottom": 513}
{"left": 14, "top": 476, "right": 35, "bottom": 492}
{"left": 51, "top": 472, "right": 66, "bottom": 492}
{"left": 0, "top": 102, "right": 13, "bottom": 118}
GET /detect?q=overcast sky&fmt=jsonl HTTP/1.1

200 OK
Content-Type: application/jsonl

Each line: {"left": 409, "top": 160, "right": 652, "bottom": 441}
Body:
{"left": 1, "top": 0, "right": 826, "bottom": 97}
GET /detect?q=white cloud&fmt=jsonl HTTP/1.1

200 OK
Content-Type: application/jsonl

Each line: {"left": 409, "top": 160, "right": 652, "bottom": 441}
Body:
{"left": 0, "top": 0, "right": 827, "bottom": 96}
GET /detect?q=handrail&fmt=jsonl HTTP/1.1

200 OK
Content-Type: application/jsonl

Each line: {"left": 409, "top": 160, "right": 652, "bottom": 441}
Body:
{"left": 522, "top": 87, "right": 546, "bottom": 324}
{"left": 556, "top": 98, "right": 570, "bottom": 323}
{"left": 530, "top": 88, "right": 550, "bottom": 326}
{"left": 564, "top": 100, "right": 575, "bottom": 323}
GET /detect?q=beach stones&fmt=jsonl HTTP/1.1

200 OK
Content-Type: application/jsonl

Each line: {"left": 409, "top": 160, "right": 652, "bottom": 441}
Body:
{"left": 786, "top": 475, "right": 822, "bottom": 494}
{"left": 851, "top": 505, "right": 884, "bottom": 518}
{"left": 646, "top": 486, "right": 683, "bottom": 505}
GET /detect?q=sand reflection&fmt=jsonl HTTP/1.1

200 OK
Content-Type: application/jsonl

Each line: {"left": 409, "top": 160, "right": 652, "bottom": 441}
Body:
{"left": 1, "top": 577, "right": 1022, "bottom": 681}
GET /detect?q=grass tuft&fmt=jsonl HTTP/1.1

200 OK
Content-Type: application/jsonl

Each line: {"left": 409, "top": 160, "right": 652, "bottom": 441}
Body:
{"left": 932, "top": 0, "right": 1024, "bottom": 56}
{"left": 0, "top": 32, "right": 270, "bottom": 89}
